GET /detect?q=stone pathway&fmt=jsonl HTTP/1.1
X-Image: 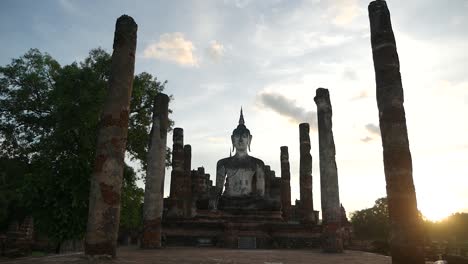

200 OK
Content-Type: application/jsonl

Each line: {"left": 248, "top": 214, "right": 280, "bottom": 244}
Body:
{"left": 1, "top": 247, "right": 393, "bottom": 264}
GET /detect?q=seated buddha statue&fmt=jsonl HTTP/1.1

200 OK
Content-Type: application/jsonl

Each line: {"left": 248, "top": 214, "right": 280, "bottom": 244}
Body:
{"left": 213, "top": 109, "right": 279, "bottom": 211}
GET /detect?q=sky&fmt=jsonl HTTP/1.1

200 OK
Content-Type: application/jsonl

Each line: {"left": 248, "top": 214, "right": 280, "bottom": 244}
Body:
{"left": 1, "top": 0, "right": 467, "bottom": 221}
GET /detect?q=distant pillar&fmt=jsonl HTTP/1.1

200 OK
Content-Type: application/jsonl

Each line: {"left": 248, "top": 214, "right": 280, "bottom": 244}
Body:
{"left": 369, "top": 1, "right": 424, "bottom": 263}
{"left": 280, "top": 146, "right": 292, "bottom": 221}
{"left": 299, "top": 123, "right": 315, "bottom": 223}
{"left": 264, "top": 165, "right": 272, "bottom": 197}
{"left": 85, "top": 15, "right": 137, "bottom": 257}
{"left": 314, "top": 88, "right": 343, "bottom": 253}
{"left": 167, "top": 128, "right": 185, "bottom": 217}
{"left": 183, "top": 145, "right": 192, "bottom": 217}
{"left": 141, "top": 93, "right": 169, "bottom": 249}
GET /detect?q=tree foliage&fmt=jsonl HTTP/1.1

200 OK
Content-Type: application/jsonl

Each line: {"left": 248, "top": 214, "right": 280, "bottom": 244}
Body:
{"left": 0, "top": 48, "right": 171, "bottom": 244}
{"left": 350, "top": 197, "right": 390, "bottom": 240}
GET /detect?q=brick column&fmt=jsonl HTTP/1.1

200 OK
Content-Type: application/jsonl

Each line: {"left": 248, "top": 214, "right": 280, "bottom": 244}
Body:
{"left": 369, "top": 1, "right": 424, "bottom": 263}
{"left": 85, "top": 15, "right": 137, "bottom": 257}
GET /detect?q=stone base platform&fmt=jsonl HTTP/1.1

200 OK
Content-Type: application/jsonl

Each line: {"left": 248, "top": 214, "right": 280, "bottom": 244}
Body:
{"left": 163, "top": 210, "right": 321, "bottom": 249}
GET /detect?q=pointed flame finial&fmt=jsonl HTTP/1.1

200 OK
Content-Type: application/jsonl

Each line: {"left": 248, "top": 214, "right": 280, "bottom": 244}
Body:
{"left": 239, "top": 107, "right": 245, "bottom": 125}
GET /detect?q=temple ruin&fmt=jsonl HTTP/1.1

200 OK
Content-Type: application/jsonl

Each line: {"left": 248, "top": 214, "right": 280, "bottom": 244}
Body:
{"left": 157, "top": 109, "right": 350, "bottom": 249}
{"left": 81, "top": 0, "right": 423, "bottom": 260}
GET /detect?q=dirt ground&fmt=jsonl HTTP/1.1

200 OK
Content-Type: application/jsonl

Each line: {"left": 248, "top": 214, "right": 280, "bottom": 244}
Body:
{"left": 1, "top": 246, "right": 393, "bottom": 264}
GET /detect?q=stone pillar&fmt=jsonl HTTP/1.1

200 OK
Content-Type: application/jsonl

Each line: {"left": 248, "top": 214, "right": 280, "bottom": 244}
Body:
{"left": 141, "top": 93, "right": 169, "bottom": 249}
{"left": 280, "top": 146, "right": 292, "bottom": 221}
{"left": 167, "top": 128, "right": 184, "bottom": 217}
{"left": 183, "top": 144, "right": 192, "bottom": 217}
{"left": 368, "top": 1, "right": 424, "bottom": 263}
{"left": 299, "top": 123, "right": 315, "bottom": 223}
{"left": 85, "top": 15, "right": 137, "bottom": 257}
{"left": 264, "top": 165, "right": 272, "bottom": 197}
{"left": 314, "top": 88, "right": 343, "bottom": 253}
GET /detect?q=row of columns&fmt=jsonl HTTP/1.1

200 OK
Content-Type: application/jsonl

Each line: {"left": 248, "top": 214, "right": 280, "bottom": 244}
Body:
{"left": 85, "top": 1, "right": 424, "bottom": 260}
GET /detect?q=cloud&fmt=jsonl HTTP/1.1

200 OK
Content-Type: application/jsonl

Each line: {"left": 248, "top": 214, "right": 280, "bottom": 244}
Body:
{"left": 351, "top": 90, "right": 369, "bottom": 101}
{"left": 143, "top": 33, "right": 197, "bottom": 67}
{"left": 206, "top": 40, "right": 225, "bottom": 62}
{"left": 256, "top": 92, "right": 317, "bottom": 129}
{"left": 342, "top": 68, "right": 357, "bottom": 80}
{"left": 330, "top": 0, "right": 362, "bottom": 26}
{"left": 58, "top": 0, "right": 80, "bottom": 15}
{"left": 224, "top": 0, "right": 252, "bottom": 8}
{"left": 365, "top": 123, "right": 380, "bottom": 135}
{"left": 361, "top": 123, "right": 380, "bottom": 142}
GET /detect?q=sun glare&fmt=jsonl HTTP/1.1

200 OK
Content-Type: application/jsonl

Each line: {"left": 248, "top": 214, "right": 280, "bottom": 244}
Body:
{"left": 418, "top": 195, "right": 461, "bottom": 222}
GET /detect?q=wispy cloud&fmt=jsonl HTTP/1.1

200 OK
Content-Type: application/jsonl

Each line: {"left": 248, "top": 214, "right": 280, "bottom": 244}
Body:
{"left": 361, "top": 123, "right": 380, "bottom": 142}
{"left": 224, "top": 0, "right": 252, "bottom": 8}
{"left": 365, "top": 123, "right": 380, "bottom": 135}
{"left": 351, "top": 90, "right": 369, "bottom": 101}
{"left": 330, "top": 0, "right": 363, "bottom": 26}
{"left": 143, "top": 32, "right": 198, "bottom": 67}
{"left": 58, "top": 0, "right": 80, "bottom": 15}
{"left": 256, "top": 92, "right": 317, "bottom": 129}
{"left": 342, "top": 68, "right": 358, "bottom": 80}
{"left": 206, "top": 40, "right": 225, "bottom": 62}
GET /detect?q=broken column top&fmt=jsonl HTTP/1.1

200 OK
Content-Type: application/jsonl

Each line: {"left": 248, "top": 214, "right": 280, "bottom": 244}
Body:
{"left": 368, "top": 0, "right": 396, "bottom": 46}
{"left": 314, "top": 88, "right": 331, "bottom": 108}
{"left": 299, "top": 123, "right": 310, "bottom": 142}
{"left": 280, "top": 146, "right": 289, "bottom": 159}
{"left": 369, "top": 0, "right": 388, "bottom": 11}
{"left": 173, "top": 128, "right": 183, "bottom": 145}
{"left": 299, "top": 123, "right": 309, "bottom": 131}
{"left": 197, "top": 167, "right": 205, "bottom": 175}
{"left": 114, "top": 15, "right": 137, "bottom": 49}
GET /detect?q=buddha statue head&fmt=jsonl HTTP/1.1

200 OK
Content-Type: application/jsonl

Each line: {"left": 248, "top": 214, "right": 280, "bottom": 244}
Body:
{"left": 231, "top": 108, "right": 252, "bottom": 154}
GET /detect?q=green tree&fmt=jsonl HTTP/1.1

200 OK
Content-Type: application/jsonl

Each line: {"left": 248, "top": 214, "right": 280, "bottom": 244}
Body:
{"left": 350, "top": 197, "right": 390, "bottom": 240}
{"left": 0, "top": 48, "right": 171, "bottom": 247}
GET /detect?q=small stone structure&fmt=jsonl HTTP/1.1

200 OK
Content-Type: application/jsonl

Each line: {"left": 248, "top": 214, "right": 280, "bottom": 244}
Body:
{"left": 368, "top": 0, "right": 424, "bottom": 263}
{"left": 3, "top": 217, "right": 34, "bottom": 257}
{"left": 85, "top": 15, "right": 137, "bottom": 257}
{"left": 142, "top": 93, "right": 169, "bottom": 248}
{"left": 314, "top": 88, "right": 343, "bottom": 253}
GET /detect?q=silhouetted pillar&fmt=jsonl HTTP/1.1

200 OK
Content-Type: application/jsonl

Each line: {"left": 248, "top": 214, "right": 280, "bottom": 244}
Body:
{"left": 183, "top": 144, "right": 192, "bottom": 217}
{"left": 85, "top": 15, "right": 137, "bottom": 257}
{"left": 314, "top": 88, "right": 343, "bottom": 253}
{"left": 299, "top": 123, "right": 315, "bottom": 223}
{"left": 141, "top": 93, "right": 169, "bottom": 248}
{"left": 280, "top": 146, "right": 292, "bottom": 221}
{"left": 369, "top": 1, "right": 424, "bottom": 263}
{"left": 167, "top": 128, "right": 184, "bottom": 217}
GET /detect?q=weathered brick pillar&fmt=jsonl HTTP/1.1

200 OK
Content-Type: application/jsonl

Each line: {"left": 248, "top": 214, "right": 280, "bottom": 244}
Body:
{"left": 280, "top": 146, "right": 292, "bottom": 221}
{"left": 369, "top": 1, "right": 424, "bottom": 263}
{"left": 167, "top": 128, "right": 185, "bottom": 217}
{"left": 314, "top": 88, "right": 343, "bottom": 253}
{"left": 299, "top": 123, "right": 315, "bottom": 223}
{"left": 85, "top": 15, "right": 137, "bottom": 257}
{"left": 183, "top": 144, "right": 192, "bottom": 217}
{"left": 141, "top": 93, "right": 169, "bottom": 248}
{"left": 264, "top": 165, "right": 272, "bottom": 197}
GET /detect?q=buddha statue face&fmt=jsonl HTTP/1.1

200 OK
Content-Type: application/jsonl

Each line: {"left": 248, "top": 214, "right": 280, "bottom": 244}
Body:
{"left": 232, "top": 132, "right": 251, "bottom": 152}
{"left": 230, "top": 108, "right": 252, "bottom": 154}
